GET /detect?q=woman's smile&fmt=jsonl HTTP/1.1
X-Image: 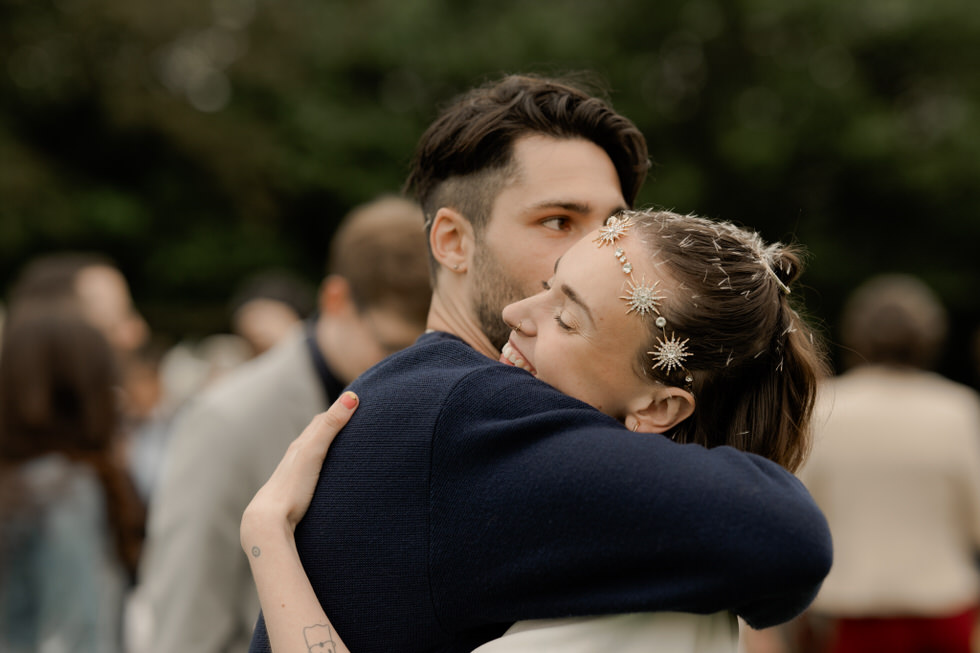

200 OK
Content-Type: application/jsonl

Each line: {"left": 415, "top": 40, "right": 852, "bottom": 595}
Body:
{"left": 500, "top": 339, "right": 537, "bottom": 375}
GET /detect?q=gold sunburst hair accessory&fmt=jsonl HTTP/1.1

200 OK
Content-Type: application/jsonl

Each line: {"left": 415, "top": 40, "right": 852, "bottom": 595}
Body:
{"left": 593, "top": 212, "right": 636, "bottom": 247}
{"left": 595, "top": 213, "right": 694, "bottom": 384}
{"left": 650, "top": 327, "right": 692, "bottom": 374}
{"left": 621, "top": 277, "right": 664, "bottom": 316}
{"left": 595, "top": 215, "right": 665, "bottom": 317}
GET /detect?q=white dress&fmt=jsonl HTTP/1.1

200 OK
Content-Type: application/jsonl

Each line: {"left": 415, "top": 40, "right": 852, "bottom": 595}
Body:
{"left": 472, "top": 611, "right": 738, "bottom": 653}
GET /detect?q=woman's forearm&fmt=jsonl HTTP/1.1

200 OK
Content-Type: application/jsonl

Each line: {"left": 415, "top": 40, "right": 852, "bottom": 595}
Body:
{"left": 244, "top": 514, "right": 351, "bottom": 653}
{"left": 241, "top": 395, "right": 360, "bottom": 653}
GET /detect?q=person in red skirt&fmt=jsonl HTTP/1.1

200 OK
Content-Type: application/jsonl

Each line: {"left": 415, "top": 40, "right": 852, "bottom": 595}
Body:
{"left": 799, "top": 274, "right": 980, "bottom": 653}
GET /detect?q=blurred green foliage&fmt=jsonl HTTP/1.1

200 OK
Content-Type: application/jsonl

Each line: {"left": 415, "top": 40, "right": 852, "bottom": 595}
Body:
{"left": 2, "top": 0, "right": 979, "bottom": 383}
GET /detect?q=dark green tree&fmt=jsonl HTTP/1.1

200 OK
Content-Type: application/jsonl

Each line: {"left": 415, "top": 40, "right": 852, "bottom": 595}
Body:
{"left": 2, "top": 0, "right": 979, "bottom": 382}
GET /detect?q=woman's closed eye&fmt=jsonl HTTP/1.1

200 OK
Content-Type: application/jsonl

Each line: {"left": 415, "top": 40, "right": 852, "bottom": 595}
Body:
{"left": 553, "top": 311, "right": 575, "bottom": 332}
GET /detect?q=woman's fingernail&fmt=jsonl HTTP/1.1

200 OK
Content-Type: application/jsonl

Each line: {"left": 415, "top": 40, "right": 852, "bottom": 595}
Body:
{"left": 340, "top": 391, "right": 358, "bottom": 409}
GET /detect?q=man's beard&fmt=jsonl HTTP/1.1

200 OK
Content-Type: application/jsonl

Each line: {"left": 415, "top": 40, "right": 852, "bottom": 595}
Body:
{"left": 472, "top": 245, "right": 528, "bottom": 351}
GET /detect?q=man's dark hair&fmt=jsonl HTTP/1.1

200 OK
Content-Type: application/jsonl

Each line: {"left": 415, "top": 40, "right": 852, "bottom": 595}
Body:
{"left": 404, "top": 74, "right": 650, "bottom": 239}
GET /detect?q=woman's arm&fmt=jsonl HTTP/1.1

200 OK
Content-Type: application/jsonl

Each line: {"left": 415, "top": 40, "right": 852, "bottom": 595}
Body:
{"left": 241, "top": 392, "right": 359, "bottom": 653}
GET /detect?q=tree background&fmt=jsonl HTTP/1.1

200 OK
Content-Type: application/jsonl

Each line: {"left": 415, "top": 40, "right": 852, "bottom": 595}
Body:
{"left": 2, "top": 0, "right": 979, "bottom": 385}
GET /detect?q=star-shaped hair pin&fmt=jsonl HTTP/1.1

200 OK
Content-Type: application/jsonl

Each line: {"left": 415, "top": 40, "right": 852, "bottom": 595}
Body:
{"left": 593, "top": 214, "right": 636, "bottom": 247}
{"left": 650, "top": 332, "right": 691, "bottom": 374}
{"left": 621, "top": 277, "right": 664, "bottom": 316}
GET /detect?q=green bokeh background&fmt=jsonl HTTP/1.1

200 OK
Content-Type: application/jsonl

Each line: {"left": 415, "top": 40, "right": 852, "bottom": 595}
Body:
{"left": 2, "top": 0, "right": 979, "bottom": 385}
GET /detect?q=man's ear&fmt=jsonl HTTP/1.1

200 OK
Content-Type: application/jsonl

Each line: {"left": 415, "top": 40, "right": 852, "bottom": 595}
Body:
{"left": 319, "top": 275, "right": 355, "bottom": 317}
{"left": 625, "top": 386, "right": 695, "bottom": 434}
{"left": 429, "top": 207, "right": 474, "bottom": 273}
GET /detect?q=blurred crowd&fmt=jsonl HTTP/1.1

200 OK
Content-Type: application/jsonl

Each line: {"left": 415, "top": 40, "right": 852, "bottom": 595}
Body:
{"left": 3, "top": 194, "right": 980, "bottom": 652}
{"left": 0, "top": 195, "right": 433, "bottom": 653}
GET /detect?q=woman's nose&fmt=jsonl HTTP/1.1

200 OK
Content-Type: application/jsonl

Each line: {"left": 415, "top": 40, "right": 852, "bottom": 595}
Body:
{"left": 502, "top": 298, "right": 533, "bottom": 336}
{"left": 501, "top": 303, "right": 521, "bottom": 332}
{"left": 509, "top": 302, "right": 545, "bottom": 338}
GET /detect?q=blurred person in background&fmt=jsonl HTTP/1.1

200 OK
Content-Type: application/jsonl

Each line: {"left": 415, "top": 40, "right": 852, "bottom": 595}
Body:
{"left": 0, "top": 302, "right": 145, "bottom": 653}
{"left": 8, "top": 252, "right": 151, "bottom": 359}
{"left": 131, "top": 194, "right": 432, "bottom": 653}
{"left": 793, "top": 274, "right": 980, "bottom": 653}
{"left": 124, "top": 333, "right": 256, "bottom": 505}
{"left": 229, "top": 269, "right": 317, "bottom": 357}
{"left": 4, "top": 253, "right": 162, "bottom": 497}
{"left": 129, "top": 269, "right": 314, "bottom": 505}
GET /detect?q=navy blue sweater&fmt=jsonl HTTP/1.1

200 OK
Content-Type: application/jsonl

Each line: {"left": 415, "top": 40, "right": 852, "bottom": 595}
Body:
{"left": 250, "top": 332, "right": 831, "bottom": 653}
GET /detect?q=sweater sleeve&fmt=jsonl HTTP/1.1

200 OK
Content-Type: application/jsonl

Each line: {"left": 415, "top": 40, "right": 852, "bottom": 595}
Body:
{"left": 427, "top": 370, "right": 832, "bottom": 631}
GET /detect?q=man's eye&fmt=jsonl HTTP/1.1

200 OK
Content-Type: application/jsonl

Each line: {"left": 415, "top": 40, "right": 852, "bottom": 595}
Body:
{"left": 540, "top": 217, "right": 570, "bottom": 231}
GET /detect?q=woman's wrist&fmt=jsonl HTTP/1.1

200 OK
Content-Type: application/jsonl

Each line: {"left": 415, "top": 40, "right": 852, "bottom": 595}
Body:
{"left": 241, "top": 503, "right": 295, "bottom": 559}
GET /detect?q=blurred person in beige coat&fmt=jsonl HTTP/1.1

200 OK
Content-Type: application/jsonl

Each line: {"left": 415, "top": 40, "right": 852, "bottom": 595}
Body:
{"left": 797, "top": 274, "right": 980, "bottom": 653}
{"left": 131, "top": 195, "right": 432, "bottom": 653}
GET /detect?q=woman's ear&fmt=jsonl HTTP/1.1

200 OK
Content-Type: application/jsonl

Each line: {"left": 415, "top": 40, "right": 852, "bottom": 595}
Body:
{"left": 626, "top": 386, "right": 695, "bottom": 434}
{"left": 429, "top": 207, "right": 474, "bottom": 274}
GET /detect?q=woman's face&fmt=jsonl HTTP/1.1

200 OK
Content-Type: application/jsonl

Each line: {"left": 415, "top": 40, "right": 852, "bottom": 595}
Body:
{"left": 500, "top": 227, "right": 665, "bottom": 420}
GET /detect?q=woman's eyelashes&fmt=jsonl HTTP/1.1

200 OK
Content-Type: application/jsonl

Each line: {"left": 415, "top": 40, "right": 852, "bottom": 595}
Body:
{"left": 553, "top": 311, "right": 575, "bottom": 332}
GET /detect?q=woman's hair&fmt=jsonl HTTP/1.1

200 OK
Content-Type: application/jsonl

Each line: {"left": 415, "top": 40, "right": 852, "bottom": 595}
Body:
{"left": 622, "top": 209, "right": 828, "bottom": 472}
{"left": 0, "top": 305, "right": 144, "bottom": 576}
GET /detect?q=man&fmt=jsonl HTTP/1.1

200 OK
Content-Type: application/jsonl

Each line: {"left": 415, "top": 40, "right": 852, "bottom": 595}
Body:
{"left": 133, "top": 196, "right": 432, "bottom": 653}
{"left": 249, "top": 74, "right": 832, "bottom": 653}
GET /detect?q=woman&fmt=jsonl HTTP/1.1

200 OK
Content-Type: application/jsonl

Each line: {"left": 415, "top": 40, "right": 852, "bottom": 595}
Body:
{"left": 0, "top": 305, "right": 144, "bottom": 653}
{"left": 242, "top": 208, "right": 828, "bottom": 652}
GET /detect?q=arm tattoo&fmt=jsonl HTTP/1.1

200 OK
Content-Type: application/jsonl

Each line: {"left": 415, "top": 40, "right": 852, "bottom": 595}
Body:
{"left": 251, "top": 546, "right": 261, "bottom": 558}
{"left": 303, "top": 623, "right": 336, "bottom": 653}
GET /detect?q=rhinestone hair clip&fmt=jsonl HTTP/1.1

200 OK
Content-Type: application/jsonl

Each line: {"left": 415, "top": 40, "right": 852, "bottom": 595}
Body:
{"left": 594, "top": 213, "right": 693, "bottom": 383}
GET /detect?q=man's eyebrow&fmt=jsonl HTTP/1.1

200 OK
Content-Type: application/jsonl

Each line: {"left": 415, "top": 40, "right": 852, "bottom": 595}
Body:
{"left": 529, "top": 199, "right": 593, "bottom": 214}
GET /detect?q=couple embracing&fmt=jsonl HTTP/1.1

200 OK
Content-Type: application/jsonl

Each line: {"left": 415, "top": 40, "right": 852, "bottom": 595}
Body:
{"left": 243, "top": 74, "right": 832, "bottom": 653}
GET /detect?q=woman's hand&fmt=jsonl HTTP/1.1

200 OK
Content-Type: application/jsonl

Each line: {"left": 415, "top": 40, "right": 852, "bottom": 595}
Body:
{"left": 242, "top": 391, "right": 359, "bottom": 549}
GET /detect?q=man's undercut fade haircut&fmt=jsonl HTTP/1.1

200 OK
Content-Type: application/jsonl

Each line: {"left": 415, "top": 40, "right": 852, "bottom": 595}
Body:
{"left": 404, "top": 73, "right": 650, "bottom": 240}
